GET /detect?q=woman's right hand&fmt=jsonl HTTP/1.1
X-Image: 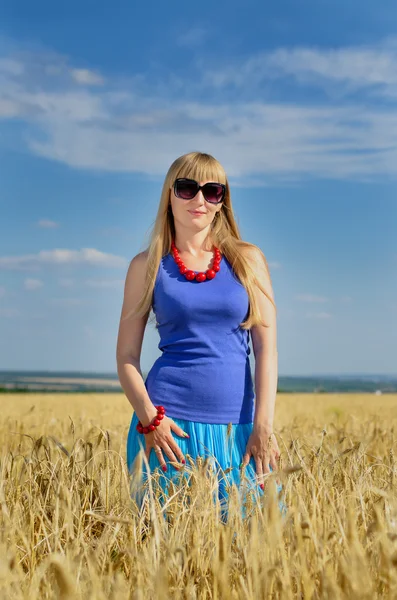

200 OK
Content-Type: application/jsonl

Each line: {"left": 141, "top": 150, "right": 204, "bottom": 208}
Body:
{"left": 143, "top": 415, "right": 187, "bottom": 471}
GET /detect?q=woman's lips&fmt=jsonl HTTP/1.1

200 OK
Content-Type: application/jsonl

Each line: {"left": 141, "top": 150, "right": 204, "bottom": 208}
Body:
{"left": 189, "top": 210, "right": 205, "bottom": 216}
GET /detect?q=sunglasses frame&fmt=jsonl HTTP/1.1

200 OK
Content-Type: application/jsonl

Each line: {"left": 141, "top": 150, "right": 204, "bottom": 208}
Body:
{"left": 173, "top": 178, "right": 226, "bottom": 205}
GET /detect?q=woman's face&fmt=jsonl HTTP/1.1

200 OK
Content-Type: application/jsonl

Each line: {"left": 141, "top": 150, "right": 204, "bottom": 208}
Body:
{"left": 169, "top": 178, "right": 223, "bottom": 228}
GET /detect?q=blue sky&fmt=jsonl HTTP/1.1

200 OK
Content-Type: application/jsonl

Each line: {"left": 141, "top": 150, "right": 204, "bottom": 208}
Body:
{"left": 0, "top": 0, "right": 396, "bottom": 376}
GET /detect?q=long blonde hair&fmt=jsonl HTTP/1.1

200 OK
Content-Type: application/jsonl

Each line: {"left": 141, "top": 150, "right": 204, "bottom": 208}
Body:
{"left": 124, "top": 151, "right": 276, "bottom": 329}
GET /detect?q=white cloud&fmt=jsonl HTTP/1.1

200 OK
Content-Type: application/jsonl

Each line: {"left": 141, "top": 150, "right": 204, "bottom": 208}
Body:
{"left": 305, "top": 311, "right": 332, "bottom": 319}
{"left": 0, "top": 97, "right": 21, "bottom": 117}
{"left": 0, "top": 248, "right": 128, "bottom": 271}
{"left": 37, "top": 219, "right": 59, "bottom": 228}
{"left": 48, "top": 298, "right": 85, "bottom": 307}
{"left": 176, "top": 27, "right": 209, "bottom": 48}
{"left": 70, "top": 68, "right": 105, "bottom": 86}
{"left": 268, "top": 261, "right": 281, "bottom": 270}
{"left": 0, "top": 38, "right": 397, "bottom": 182}
{"left": 23, "top": 103, "right": 397, "bottom": 182}
{"left": 24, "top": 278, "right": 43, "bottom": 290}
{"left": 0, "top": 58, "right": 24, "bottom": 76}
{"left": 201, "top": 37, "right": 397, "bottom": 99}
{"left": 85, "top": 279, "right": 124, "bottom": 288}
{"left": 296, "top": 294, "right": 328, "bottom": 303}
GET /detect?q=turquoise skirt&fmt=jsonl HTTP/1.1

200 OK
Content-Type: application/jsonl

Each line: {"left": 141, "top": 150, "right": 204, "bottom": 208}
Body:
{"left": 126, "top": 411, "right": 287, "bottom": 522}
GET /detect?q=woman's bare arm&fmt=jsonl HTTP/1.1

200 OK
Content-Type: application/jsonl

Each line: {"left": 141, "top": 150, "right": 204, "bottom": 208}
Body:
{"left": 116, "top": 250, "right": 159, "bottom": 426}
{"left": 245, "top": 246, "right": 278, "bottom": 433}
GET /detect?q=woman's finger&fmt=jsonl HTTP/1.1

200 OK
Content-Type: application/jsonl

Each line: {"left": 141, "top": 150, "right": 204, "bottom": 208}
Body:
{"left": 262, "top": 454, "right": 271, "bottom": 474}
{"left": 153, "top": 445, "right": 167, "bottom": 471}
{"left": 169, "top": 439, "right": 186, "bottom": 465}
{"left": 159, "top": 441, "right": 181, "bottom": 469}
{"left": 254, "top": 455, "right": 264, "bottom": 487}
{"left": 169, "top": 419, "right": 190, "bottom": 439}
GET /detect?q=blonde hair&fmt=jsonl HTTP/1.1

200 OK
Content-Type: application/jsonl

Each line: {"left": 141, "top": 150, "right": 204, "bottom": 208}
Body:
{"left": 124, "top": 151, "right": 276, "bottom": 329}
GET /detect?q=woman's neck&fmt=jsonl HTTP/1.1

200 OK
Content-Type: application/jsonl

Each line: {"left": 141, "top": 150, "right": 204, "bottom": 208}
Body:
{"left": 173, "top": 233, "right": 214, "bottom": 257}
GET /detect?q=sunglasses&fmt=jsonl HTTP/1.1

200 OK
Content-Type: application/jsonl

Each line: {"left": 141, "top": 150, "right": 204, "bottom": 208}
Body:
{"left": 173, "top": 178, "right": 226, "bottom": 204}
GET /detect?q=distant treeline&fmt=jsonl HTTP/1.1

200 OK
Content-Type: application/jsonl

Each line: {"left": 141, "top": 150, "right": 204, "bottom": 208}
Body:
{"left": 1, "top": 386, "right": 395, "bottom": 394}
{"left": 1, "top": 386, "right": 297, "bottom": 394}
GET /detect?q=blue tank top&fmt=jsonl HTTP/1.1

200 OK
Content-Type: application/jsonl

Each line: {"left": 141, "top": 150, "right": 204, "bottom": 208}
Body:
{"left": 144, "top": 251, "right": 255, "bottom": 424}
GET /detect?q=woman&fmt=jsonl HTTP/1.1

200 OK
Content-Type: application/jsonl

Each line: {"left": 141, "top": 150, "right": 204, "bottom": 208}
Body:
{"left": 116, "top": 151, "right": 286, "bottom": 522}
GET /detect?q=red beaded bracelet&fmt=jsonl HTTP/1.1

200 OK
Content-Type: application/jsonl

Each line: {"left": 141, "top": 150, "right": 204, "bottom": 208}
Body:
{"left": 136, "top": 405, "right": 166, "bottom": 434}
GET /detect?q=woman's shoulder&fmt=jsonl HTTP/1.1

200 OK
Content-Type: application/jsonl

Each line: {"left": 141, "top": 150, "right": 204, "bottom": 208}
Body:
{"left": 129, "top": 249, "right": 149, "bottom": 267}
{"left": 127, "top": 249, "right": 167, "bottom": 287}
{"left": 131, "top": 248, "right": 169, "bottom": 263}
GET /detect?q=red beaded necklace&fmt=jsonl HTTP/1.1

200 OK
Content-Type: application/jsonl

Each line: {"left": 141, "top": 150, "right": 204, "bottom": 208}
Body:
{"left": 171, "top": 239, "right": 221, "bottom": 282}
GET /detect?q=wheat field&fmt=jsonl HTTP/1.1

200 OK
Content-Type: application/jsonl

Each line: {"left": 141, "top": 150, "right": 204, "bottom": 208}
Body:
{"left": 1, "top": 392, "right": 397, "bottom": 599}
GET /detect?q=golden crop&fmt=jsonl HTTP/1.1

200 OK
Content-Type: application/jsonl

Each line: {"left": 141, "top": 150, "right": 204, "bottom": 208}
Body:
{"left": 1, "top": 392, "right": 397, "bottom": 599}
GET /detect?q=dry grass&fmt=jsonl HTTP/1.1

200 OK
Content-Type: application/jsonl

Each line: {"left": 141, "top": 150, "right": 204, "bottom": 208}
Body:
{"left": 1, "top": 392, "right": 397, "bottom": 599}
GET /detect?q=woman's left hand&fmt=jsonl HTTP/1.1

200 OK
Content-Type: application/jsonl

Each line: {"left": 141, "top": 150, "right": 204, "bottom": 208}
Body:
{"left": 241, "top": 425, "right": 281, "bottom": 487}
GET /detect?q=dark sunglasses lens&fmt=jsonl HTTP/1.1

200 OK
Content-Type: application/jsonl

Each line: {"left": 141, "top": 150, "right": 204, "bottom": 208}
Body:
{"left": 203, "top": 184, "right": 224, "bottom": 203}
{"left": 175, "top": 180, "right": 198, "bottom": 199}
